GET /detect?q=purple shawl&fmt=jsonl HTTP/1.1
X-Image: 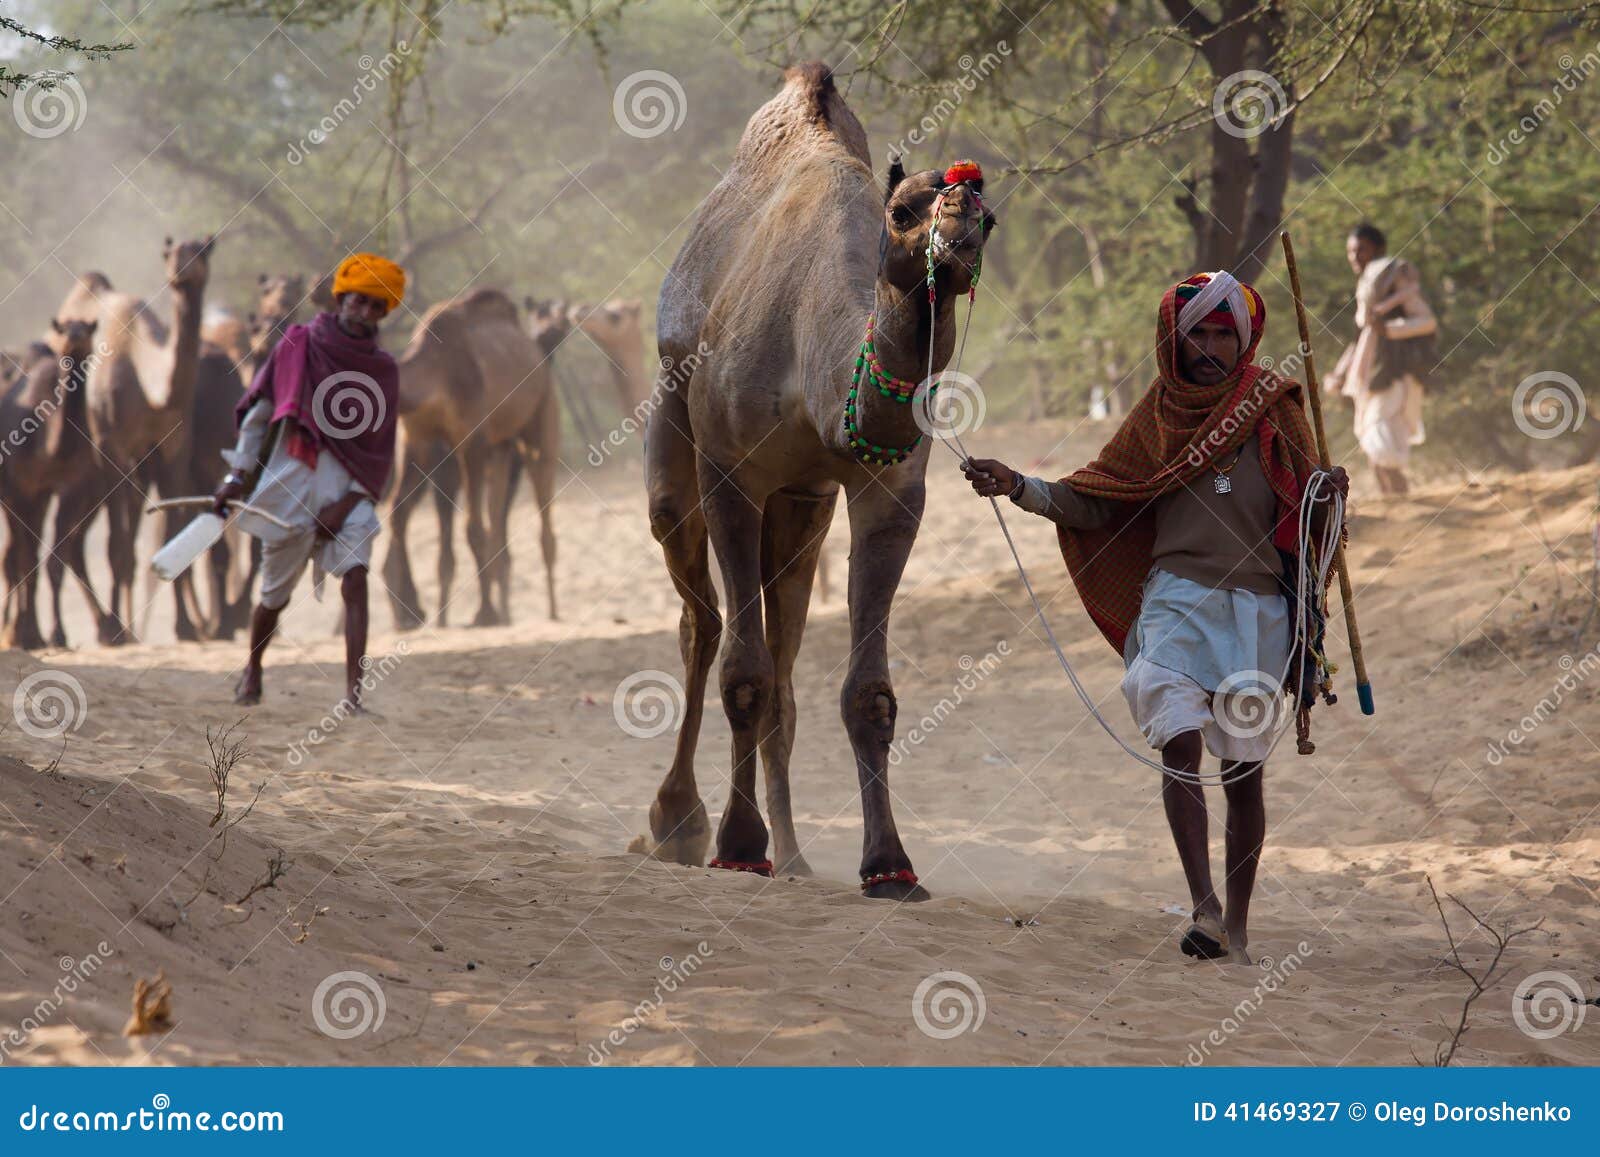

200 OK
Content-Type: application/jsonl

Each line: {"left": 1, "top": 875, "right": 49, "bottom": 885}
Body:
{"left": 237, "top": 311, "right": 400, "bottom": 498}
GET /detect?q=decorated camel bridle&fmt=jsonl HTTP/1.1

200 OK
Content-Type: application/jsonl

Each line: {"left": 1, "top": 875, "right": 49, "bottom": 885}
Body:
{"left": 843, "top": 160, "right": 985, "bottom": 468}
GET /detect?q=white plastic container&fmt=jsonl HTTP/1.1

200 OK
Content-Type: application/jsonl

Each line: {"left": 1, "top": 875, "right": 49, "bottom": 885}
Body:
{"left": 152, "top": 513, "right": 227, "bottom": 582}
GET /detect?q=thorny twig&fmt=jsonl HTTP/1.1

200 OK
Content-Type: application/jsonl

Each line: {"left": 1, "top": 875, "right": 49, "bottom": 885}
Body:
{"left": 235, "top": 849, "right": 292, "bottom": 906}
{"left": 287, "top": 898, "right": 328, "bottom": 945}
{"left": 1423, "top": 875, "right": 1544, "bottom": 1067}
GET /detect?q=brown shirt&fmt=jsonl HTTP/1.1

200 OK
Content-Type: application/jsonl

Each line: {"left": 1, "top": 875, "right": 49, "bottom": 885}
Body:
{"left": 1034, "top": 445, "right": 1283, "bottom": 595}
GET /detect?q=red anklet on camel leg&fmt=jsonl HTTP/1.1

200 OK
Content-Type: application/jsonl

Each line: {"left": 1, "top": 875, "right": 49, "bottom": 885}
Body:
{"left": 709, "top": 857, "right": 774, "bottom": 877}
{"left": 860, "top": 868, "right": 919, "bottom": 890}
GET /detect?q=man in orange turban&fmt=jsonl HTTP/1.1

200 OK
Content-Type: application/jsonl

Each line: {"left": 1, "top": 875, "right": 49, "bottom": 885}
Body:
{"left": 214, "top": 252, "right": 405, "bottom": 714}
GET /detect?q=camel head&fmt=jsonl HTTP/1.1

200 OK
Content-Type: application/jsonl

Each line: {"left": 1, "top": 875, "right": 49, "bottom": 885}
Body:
{"left": 45, "top": 317, "right": 98, "bottom": 363}
{"left": 162, "top": 235, "right": 216, "bottom": 292}
{"left": 568, "top": 298, "right": 642, "bottom": 346}
{"left": 878, "top": 160, "right": 996, "bottom": 300}
{"left": 249, "top": 272, "right": 307, "bottom": 360}
{"left": 524, "top": 296, "right": 574, "bottom": 357}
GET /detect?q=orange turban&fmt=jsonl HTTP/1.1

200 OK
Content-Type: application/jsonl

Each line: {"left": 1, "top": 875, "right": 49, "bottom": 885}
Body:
{"left": 331, "top": 252, "right": 406, "bottom": 313}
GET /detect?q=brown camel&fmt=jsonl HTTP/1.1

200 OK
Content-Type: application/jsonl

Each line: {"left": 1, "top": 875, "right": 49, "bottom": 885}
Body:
{"left": 633, "top": 64, "right": 994, "bottom": 899}
{"left": 385, "top": 288, "right": 557, "bottom": 628}
{"left": 0, "top": 319, "right": 116, "bottom": 649}
{"left": 54, "top": 237, "right": 216, "bottom": 644}
{"left": 568, "top": 298, "right": 648, "bottom": 411}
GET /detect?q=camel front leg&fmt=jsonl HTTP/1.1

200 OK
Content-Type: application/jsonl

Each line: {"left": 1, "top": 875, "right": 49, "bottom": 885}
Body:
{"left": 700, "top": 457, "right": 774, "bottom": 873}
{"left": 382, "top": 441, "right": 428, "bottom": 630}
{"left": 482, "top": 446, "right": 514, "bottom": 626}
{"left": 460, "top": 442, "right": 499, "bottom": 628}
{"left": 47, "top": 486, "right": 123, "bottom": 647}
{"left": 842, "top": 479, "right": 930, "bottom": 901}
{"left": 1, "top": 503, "right": 46, "bottom": 651}
{"left": 432, "top": 452, "right": 459, "bottom": 627}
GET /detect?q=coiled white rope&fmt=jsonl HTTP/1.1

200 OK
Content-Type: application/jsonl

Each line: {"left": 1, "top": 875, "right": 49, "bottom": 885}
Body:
{"left": 920, "top": 291, "right": 1343, "bottom": 786}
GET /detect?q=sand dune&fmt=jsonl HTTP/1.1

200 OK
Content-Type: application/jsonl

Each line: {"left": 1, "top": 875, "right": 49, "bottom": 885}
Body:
{"left": 1, "top": 422, "right": 1596, "bottom": 1066}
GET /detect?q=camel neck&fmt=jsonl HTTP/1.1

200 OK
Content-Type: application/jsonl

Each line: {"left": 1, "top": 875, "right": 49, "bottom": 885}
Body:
{"left": 830, "top": 283, "right": 957, "bottom": 464}
{"left": 164, "top": 281, "right": 205, "bottom": 412}
{"left": 43, "top": 354, "right": 93, "bottom": 461}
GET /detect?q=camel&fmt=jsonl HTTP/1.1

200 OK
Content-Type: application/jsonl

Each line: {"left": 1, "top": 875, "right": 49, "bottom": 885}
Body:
{"left": 0, "top": 319, "right": 118, "bottom": 649}
{"left": 53, "top": 237, "right": 216, "bottom": 644}
{"left": 569, "top": 298, "right": 648, "bottom": 410}
{"left": 385, "top": 288, "right": 559, "bottom": 628}
{"left": 632, "top": 64, "right": 994, "bottom": 900}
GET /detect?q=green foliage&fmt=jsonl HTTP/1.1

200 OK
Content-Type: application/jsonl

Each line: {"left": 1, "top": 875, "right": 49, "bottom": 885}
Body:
{"left": 3, "top": 0, "right": 1599, "bottom": 471}
{"left": 0, "top": 11, "right": 133, "bottom": 95}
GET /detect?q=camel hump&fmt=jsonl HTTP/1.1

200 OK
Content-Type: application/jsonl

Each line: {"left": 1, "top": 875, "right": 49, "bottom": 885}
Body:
{"left": 455, "top": 287, "right": 523, "bottom": 326}
{"left": 733, "top": 60, "right": 870, "bottom": 170}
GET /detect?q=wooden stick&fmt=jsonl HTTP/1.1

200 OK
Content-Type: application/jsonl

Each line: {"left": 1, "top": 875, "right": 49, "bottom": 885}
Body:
{"left": 1280, "top": 231, "right": 1374, "bottom": 716}
{"left": 146, "top": 496, "right": 295, "bottom": 531}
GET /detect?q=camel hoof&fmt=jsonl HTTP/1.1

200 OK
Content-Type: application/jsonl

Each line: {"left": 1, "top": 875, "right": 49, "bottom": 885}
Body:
{"left": 632, "top": 798, "right": 710, "bottom": 867}
{"left": 10, "top": 624, "right": 47, "bottom": 652}
{"left": 390, "top": 601, "right": 426, "bottom": 631}
{"left": 48, "top": 627, "right": 67, "bottom": 649}
{"left": 775, "top": 853, "right": 813, "bottom": 877}
{"left": 861, "top": 878, "right": 931, "bottom": 902}
{"left": 471, "top": 607, "right": 501, "bottom": 628}
{"left": 174, "top": 620, "right": 200, "bottom": 643}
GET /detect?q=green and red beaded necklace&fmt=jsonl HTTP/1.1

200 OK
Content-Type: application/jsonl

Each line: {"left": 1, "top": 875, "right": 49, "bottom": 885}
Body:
{"left": 842, "top": 313, "right": 928, "bottom": 467}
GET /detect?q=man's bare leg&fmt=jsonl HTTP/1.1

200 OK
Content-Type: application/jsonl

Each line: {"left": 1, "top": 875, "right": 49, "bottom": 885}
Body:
{"left": 1161, "top": 729, "right": 1226, "bottom": 959}
{"left": 234, "top": 602, "right": 283, "bottom": 705}
{"left": 342, "top": 566, "right": 369, "bottom": 711}
{"left": 1221, "top": 759, "right": 1265, "bottom": 964}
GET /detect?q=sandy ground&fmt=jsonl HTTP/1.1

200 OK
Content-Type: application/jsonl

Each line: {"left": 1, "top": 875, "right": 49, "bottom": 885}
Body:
{"left": 1, "top": 420, "right": 1597, "bottom": 1067}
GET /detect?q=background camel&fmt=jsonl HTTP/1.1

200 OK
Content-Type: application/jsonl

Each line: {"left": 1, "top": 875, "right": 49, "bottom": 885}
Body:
{"left": 634, "top": 64, "right": 993, "bottom": 900}
{"left": 570, "top": 298, "right": 648, "bottom": 409}
{"left": 50, "top": 240, "right": 217, "bottom": 645}
{"left": 386, "top": 288, "right": 557, "bottom": 629}
{"left": 0, "top": 319, "right": 113, "bottom": 649}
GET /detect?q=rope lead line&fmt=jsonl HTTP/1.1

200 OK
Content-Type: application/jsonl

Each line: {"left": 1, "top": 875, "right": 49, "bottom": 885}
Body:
{"left": 923, "top": 295, "right": 1342, "bottom": 787}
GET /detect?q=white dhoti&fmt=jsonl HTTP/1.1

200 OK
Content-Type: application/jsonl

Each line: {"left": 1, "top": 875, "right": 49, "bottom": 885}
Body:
{"left": 1352, "top": 373, "right": 1425, "bottom": 469}
{"left": 1120, "top": 569, "right": 1292, "bottom": 763}
{"left": 226, "top": 400, "right": 380, "bottom": 610}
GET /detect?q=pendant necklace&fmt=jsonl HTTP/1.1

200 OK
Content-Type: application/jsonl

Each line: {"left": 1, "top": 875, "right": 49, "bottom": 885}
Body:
{"left": 1212, "top": 447, "right": 1245, "bottom": 495}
